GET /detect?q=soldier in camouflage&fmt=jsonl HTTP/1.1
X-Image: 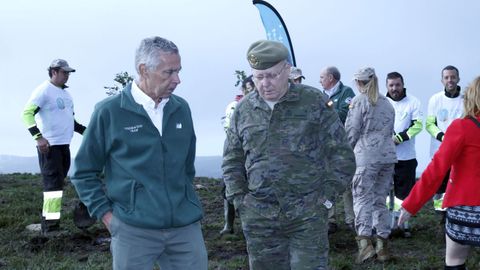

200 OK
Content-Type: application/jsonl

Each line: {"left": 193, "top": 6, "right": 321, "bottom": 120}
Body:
{"left": 345, "top": 67, "right": 397, "bottom": 264}
{"left": 222, "top": 40, "right": 356, "bottom": 270}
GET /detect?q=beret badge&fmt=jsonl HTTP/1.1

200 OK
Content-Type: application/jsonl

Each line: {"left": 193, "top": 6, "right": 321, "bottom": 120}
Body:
{"left": 248, "top": 54, "right": 259, "bottom": 68}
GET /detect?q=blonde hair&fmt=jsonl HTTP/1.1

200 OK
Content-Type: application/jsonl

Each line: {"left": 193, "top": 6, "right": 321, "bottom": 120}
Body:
{"left": 357, "top": 75, "right": 379, "bottom": 105}
{"left": 463, "top": 76, "right": 480, "bottom": 117}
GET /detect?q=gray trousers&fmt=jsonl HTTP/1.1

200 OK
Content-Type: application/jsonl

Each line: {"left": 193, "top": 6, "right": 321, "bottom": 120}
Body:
{"left": 109, "top": 215, "right": 208, "bottom": 270}
{"left": 352, "top": 163, "right": 394, "bottom": 239}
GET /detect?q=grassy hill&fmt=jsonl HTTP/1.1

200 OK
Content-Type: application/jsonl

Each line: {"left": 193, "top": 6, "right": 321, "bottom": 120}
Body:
{"left": 1, "top": 173, "right": 479, "bottom": 269}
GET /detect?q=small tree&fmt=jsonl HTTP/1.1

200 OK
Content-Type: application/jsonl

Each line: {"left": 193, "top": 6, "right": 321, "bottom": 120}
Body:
{"left": 104, "top": 71, "right": 134, "bottom": 96}
{"left": 234, "top": 70, "right": 247, "bottom": 87}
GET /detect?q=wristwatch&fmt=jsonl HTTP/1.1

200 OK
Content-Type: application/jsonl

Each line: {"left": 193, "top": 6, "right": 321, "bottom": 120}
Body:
{"left": 323, "top": 199, "right": 333, "bottom": 209}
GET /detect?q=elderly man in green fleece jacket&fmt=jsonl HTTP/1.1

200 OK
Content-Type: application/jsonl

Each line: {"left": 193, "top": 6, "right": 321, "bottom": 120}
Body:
{"left": 319, "top": 66, "right": 356, "bottom": 233}
{"left": 71, "top": 36, "right": 207, "bottom": 270}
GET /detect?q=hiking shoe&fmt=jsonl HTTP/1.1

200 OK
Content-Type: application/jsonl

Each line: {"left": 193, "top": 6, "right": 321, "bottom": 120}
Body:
{"left": 375, "top": 236, "right": 390, "bottom": 262}
{"left": 73, "top": 202, "right": 96, "bottom": 229}
{"left": 328, "top": 222, "right": 338, "bottom": 234}
{"left": 355, "top": 236, "right": 376, "bottom": 264}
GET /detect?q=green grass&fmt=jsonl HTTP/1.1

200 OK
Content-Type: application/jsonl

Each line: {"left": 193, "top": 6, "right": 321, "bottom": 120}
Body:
{"left": 1, "top": 174, "right": 479, "bottom": 269}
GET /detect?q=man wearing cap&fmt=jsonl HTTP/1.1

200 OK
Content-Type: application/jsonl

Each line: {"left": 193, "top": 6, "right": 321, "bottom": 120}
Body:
{"left": 289, "top": 66, "right": 305, "bottom": 84}
{"left": 319, "top": 66, "right": 356, "bottom": 233}
{"left": 22, "top": 59, "right": 87, "bottom": 234}
{"left": 222, "top": 40, "right": 356, "bottom": 269}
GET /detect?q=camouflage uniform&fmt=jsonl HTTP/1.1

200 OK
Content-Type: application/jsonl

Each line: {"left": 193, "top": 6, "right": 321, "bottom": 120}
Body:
{"left": 222, "top": 83, "right": 356, "bottom": 269}
{"left": 345, "top": 94, "right": 397, "bottom": 239}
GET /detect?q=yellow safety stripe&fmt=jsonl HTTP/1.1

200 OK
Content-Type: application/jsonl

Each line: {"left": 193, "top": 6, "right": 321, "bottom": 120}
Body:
{"left": 425, "top": 115, "right": 442, "bottom": 139}
{"left": 22, "top": 103, "right": 42, "bottom": 139}
{"left": 433, "top": 193, "right": 446, "bottom": 211}
{"left": 42, "top": 191, "right": 63, "bottom": 220}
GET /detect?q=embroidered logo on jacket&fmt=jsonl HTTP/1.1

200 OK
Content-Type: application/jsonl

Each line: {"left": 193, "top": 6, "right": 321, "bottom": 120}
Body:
{"left": 124, "top": 124, "right": 143, "bottom": 133}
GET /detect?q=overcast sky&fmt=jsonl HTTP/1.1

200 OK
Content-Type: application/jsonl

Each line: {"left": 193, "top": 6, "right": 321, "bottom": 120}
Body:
{"left": 1, "top": 0, "right": 479, "bottom": 174}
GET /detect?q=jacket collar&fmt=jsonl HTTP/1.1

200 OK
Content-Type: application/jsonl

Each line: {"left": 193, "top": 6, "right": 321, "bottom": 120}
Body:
{"left": 444, "top": 86, "right": 461, "bottom": 98}
{"left": 328, "top": 81, "right": 346, "bottom": 98}
{"left": 120, "top": 83, "right": 181, "bottom": 117}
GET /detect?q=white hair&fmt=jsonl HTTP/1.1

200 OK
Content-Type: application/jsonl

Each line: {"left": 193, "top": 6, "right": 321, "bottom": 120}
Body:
{"left": 134, "top": 36, "right": 179, "bottom": 74}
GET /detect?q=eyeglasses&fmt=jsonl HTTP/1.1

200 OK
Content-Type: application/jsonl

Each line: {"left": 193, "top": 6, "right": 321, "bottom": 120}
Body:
{"left": 253, "top": 63, "right": 287, "bottom": 81}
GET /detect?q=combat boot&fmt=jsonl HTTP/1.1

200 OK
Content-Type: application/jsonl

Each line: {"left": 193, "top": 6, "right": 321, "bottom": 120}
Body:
{"left": 219, "top": 200, "right": 235, "bottom": 235}
{"left": 375, "top": 236, "right": 390, "bottom": 262}
{"left": 355, "top": 236, "right": 375, "bottom": 264}
{"left": 444, "top": 263, "right": 467, "bottom": 270}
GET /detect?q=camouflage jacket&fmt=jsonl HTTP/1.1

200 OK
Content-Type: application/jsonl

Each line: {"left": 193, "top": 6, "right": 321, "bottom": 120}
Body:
{"left": 222, "top": 84, "right": 356, "bottom": 219}
{"left": 345, "top": 94, "right": 397, "bottom": 166}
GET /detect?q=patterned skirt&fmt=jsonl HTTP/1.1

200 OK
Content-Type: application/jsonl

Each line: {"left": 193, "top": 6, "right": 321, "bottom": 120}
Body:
{"left": 446, "top": 205, "right": 480, "bottom": 247}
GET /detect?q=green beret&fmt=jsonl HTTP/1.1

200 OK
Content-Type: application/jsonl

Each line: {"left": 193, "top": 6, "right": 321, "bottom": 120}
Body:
{"left": 246, "top": 40, "right": 289, "bottom": 70}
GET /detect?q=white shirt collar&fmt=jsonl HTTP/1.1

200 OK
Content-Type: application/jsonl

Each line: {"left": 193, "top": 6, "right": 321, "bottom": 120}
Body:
{"left": 131, "top": 81, "right": 169, "bottom": 109}
{"left": 324, "top": 81, "right": 341, "bottom": 98}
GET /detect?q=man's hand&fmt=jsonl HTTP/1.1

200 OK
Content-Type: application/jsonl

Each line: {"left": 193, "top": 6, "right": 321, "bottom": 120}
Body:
{"left": 102, "top": 211, "right": 113, "bottom": 232}
{"left": 392, "top": 134, "right": 402, "bottom": 145}
{"left": 36, "top": 137, "right": 50, "bottom": 153}
{"left": 398, "top": 207, "right": 412, "bottom": 226}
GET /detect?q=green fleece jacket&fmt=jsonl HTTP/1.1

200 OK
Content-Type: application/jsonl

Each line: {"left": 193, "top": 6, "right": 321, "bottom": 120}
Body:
{"left": 71, "top": 84, "right": 202, "bottom": 229}
{"left": 327, "top": 82, "right": 355, "bottom": 124}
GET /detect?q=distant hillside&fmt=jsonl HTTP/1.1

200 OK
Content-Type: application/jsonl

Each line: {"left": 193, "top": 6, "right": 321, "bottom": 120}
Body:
{"left": 0, "top": 155, "right": 39, "bottom": 174}
{"left": 194, "top": 156, "right": 223, "bottom": 179}
{"left": 0, "top": 155, "right": 222, "bottom": 179}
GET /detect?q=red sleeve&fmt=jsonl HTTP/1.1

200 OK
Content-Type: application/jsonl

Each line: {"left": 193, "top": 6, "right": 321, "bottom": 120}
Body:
{"left": 402, "top": 119, "right": 465, "bottom": 215}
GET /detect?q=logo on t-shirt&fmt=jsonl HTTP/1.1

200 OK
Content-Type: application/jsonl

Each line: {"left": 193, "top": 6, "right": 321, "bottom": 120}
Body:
{"left": 56, "top": 98, "right": 65, "bottom": 109}
{"left": 438, "top": 109, "right": 448, "bottom": 122}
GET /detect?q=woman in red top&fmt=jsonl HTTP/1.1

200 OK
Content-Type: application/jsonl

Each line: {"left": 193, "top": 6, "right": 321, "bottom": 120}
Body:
{"left": 398, "top": 76, "right": 480, "bottom": 270}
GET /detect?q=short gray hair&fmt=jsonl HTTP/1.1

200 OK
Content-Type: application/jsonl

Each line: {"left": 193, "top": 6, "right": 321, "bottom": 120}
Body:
{"left": 135, "top": 36, "right": 179, "bottom": 74}
{"left": 326, "top": 66, "right": 341, "bottom": 81}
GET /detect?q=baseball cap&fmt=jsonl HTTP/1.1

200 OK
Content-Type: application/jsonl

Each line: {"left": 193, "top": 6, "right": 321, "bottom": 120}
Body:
{"left": 289, "top": 67, "right": 305, "bottom": 80}
{"left": 353, "top": 67, "right": 375, "bottom": 81}
{"left": 49, "top": 59, "right": 76, "bottom": 72}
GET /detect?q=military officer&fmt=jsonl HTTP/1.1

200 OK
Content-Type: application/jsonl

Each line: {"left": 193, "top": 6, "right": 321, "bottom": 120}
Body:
{"left": 222, "top": 40, "right": 356, "bottom": 270}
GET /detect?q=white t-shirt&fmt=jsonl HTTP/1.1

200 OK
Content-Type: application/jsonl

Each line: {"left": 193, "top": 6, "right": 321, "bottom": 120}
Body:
{"left": 388, "top": 95, "right": 422, "bottom": 160}
{"left": 427, "top": 91, "right": 464, "bottom": 157}
{"left": 27, "top": 80, "right": 75, "bottom": 145}
{"left": 223, "top": 100, "right": 238, "bottom": 131}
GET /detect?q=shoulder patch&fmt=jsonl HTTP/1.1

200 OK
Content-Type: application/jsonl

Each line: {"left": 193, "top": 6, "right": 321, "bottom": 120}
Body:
{"left": 345, "top": 97, "right": 353, "bottom": 104}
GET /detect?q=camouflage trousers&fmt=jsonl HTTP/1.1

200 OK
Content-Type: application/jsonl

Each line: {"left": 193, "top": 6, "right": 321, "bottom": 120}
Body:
{"left": 327, "top": 187, "right": 355, "bottom": 225}
{"left": 239, "top": 205, "right": 329, "bottom": 270}
{"left": 352, "top": 163, "right": 394, "bottom": 239}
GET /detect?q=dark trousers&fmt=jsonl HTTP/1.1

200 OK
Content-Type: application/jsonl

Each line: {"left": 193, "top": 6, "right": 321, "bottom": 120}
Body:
{"left": 37, "top": 145, "right": 70, "bottom": 192}
{"left": 37, "top": 145, "right": 70, "bottom": 228}
{"left": 393, "top": 159, "right": 418, "bottom": 200}
{"left": 436, "top": 169, "right": 451, "bottom": 195}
